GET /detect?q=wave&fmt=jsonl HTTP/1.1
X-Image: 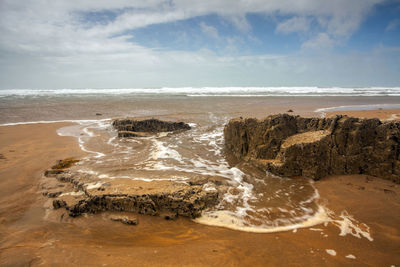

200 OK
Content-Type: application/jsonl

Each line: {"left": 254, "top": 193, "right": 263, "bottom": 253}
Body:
{"left": 1, "top": 87, "right": 400, "bottom": 97}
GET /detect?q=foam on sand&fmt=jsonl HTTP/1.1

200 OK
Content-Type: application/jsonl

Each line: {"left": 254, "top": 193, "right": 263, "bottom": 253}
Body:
{"left": 194, "top": 206, "right": 329, "bottom": 233}
{"left": 327, "top": 210, "right": 373, "bottom": 241}
{"left": 59, "top": 191, "right": 85, "bottom": 197}
{"left": 326, "top": 249, "right": 337, "bottom": 256}
{"left": 345, "top": 254, "right": 356, "bottom": 259}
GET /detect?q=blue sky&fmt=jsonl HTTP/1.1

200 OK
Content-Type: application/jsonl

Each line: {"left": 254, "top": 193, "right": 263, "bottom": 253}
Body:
{"left": 0, "top": 0, "right": 399, "bottom": 88}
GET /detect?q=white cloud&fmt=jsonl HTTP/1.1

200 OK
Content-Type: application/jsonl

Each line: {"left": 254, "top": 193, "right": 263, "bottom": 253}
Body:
{"left": 0, "top": 0, "right": 396, "bottom": 88}
{"left": 200, "top": 22, "right": 220, "bottom": 39}
{"left": 276, "top": 16, "right": 311, "bottom": 34}
{"left": 0, "top": 0, "right": 385, "bottom": 48}
{"left": 301, "top": 33, "right": 334, "bottom": 50}
{"left": 386, "top": 19, "right": 400, "bottom": 32}
{"left": 2, "top": 44, "right": 399, "bottom": 88}
{"left": 225, "top": 15, "right": 252, "bottom": 32}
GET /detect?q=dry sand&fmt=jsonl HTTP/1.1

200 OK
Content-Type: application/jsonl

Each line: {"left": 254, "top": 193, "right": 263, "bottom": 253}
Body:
{"left": 0, "top": 111, "right": 399, "bottom": 266}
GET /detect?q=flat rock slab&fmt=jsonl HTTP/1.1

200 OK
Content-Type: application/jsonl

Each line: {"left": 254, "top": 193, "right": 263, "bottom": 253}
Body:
{"left": 281, "top": 130, "right": 330, "bottom": 149}
{"left": 43, "top": 169, "right": 219, "bottom": 219}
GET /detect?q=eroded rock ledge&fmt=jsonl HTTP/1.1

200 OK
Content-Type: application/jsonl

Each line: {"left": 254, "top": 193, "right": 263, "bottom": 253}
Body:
{"left": 42, "top": 165, "right": 218, "bottom": 219}
{"left": 112, "top": 118, "right": 191, "bottom": 137}
{"left": 224, "top": 114, "right": 400, "bottom": 183}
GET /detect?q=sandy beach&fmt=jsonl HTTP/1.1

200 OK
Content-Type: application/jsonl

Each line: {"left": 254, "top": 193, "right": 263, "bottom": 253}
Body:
{"left": 0, "top": 108, "right": 399, "bottom": 266}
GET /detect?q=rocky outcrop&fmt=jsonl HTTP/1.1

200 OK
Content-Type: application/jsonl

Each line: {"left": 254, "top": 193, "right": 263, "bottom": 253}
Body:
{"left": 112, "top": 118, "right": 191, "bottom": 137}
{"left": 43, "top": 168, "right": 219, "bottom": 219}
{"left": 224, "top": 114, "right": 400, "bottom": 183}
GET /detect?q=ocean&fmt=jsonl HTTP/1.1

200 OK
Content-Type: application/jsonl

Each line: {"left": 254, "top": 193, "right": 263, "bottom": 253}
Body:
{"left": 1, "top": 87, "right": 400, "bottom": 125}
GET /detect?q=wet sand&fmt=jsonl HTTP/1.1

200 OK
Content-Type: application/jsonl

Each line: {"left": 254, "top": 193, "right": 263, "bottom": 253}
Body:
{"left": 1, "top": 112, "right": 400, "bottom": 266}
{"left": 326, "top": 108, "right": 400, "bottom": 121}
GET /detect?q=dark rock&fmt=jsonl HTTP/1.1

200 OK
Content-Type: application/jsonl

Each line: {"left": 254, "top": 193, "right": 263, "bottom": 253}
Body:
{"left": 224, "top": 114, "right": 400, "bottom": 183}
{"left": 161, "top": 211, "right": 178, "bottom": 220}
{"left": 53, "top": 199, "right": 67, "bottom": 209}
{"left": 44, "top": 169, "right": 64, "bottom": 177}
{"left": 43, "top": 191, "right": 62, "bottom": 198}
{"left": 96, "top": 113, "right": 102, "bottom": 116}
{"left": 117, "top": 131, "right": 151, "bottom": 138}
{"left": 51, "top": 158, "right": 79, "bottom": 170}
{"left": 109, "top": 215, "right": 138, "bottom": 225}
{"left": 287, "top": 109, "right": 294, "bottom": 113}
{"left": 112, "top": 118, "right": 191, "bottom": 136}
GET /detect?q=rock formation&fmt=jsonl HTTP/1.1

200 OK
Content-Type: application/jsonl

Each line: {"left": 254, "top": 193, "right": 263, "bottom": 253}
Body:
{"left": 112, "top": 118, "right": 191, "bottom": 137}
{"left": 42, "top": 160, "right": 219, "bottom": 219}
{"left": 224, "top": 114, "right": 400, "bottom": 183}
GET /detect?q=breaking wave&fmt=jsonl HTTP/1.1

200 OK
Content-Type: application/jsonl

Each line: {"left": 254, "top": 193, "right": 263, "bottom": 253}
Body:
{"left": 1, "top": 86, "right": 400, "bottom": 97}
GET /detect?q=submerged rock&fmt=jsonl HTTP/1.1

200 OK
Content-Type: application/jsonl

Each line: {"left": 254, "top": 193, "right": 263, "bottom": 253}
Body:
{"left": 224, "top": 114, "right": 400, "bottom": 183}
{"left": 112, "top": 118, "right": 191, "bottom": 137}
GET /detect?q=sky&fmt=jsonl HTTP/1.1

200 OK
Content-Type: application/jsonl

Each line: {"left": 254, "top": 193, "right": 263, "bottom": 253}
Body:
{"left": 0, "top": 0, "right": 399, "bottom": 89}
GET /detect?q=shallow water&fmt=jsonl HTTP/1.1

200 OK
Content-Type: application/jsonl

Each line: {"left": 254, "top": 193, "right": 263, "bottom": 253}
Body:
{"left": 1, "top": 93, "right": 399, "bottom": 124}
{"left": 56, "top": 113, "right": 325, "bottom": 232}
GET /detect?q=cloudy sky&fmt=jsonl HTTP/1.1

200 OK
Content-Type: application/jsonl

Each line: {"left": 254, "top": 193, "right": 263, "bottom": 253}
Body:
{"left": 0, "top": 0, "right": 399, "bottom": 89}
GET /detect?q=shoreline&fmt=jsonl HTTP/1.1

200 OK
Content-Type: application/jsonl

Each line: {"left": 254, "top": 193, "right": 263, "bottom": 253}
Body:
{"left": 0, "top": 123, "right": 87, "bottom": 225}
{"left": 1, "top": 95, "right": 399, "bottom": 125}
{"left": 0, "top": 109, "right": 399, "bottom": 266}
{"left": 325, "top": 108, "right": 400, "bottom": 121}
{"left": 1, "top": 104, "right": 398, "bottom": 127}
